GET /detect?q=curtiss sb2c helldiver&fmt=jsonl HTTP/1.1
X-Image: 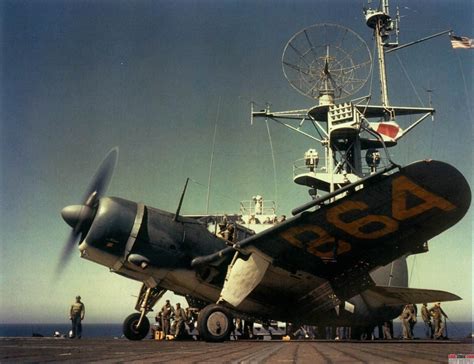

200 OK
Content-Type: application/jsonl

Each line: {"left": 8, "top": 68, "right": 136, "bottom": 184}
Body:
{"left": 59, "top": 0, "right": 471, "bottom": 341}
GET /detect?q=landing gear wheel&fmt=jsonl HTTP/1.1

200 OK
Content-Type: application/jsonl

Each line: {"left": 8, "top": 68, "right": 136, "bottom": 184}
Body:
{"left": 197, "top": 304, "right": 233, "bottom": 342}
{"left": 123, "top": 313, "right": 150, "bottom": 341}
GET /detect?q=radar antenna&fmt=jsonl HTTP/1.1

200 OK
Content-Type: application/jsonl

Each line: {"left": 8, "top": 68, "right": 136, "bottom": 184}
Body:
{"left": 282, "top": 23, "right": 372, "bottom": 104}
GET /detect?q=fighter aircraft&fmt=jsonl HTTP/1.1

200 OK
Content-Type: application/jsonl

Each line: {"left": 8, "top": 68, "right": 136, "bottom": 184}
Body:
{"left": 59, "top": 147, "right": 470, "bottom": 341}
{"left": 59, "top": 0, "right": 472, "bottom": 341}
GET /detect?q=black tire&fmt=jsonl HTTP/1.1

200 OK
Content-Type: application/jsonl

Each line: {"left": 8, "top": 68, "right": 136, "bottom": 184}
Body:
{"left": 123, "top": 313, "right": 150, "bottom": 341}
{"left": 351, "top": 326, "right": 363, "bottom": 340}
{"left": 197, "top": 304, "right": 233, "bottom": 342}
{"left": 351, "top": 326, "right": 374, "bottom": 340}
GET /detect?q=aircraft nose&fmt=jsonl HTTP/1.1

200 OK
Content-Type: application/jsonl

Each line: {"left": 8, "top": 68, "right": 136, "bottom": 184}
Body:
{"left": 61, "top": 205, "right": 94, "bottom": 229}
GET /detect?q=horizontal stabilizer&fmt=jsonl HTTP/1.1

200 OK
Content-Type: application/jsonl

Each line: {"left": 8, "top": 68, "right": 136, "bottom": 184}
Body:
{"left": 362, "top": 286, "right": 461, "bottom": 307}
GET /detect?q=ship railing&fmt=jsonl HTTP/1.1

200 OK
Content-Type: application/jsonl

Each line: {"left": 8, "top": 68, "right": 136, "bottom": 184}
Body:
{"left": 293, "top": 156, "right": 392, "bottom": 178}
{"left": 293, "top": 157, "right": 328, "bottom": 178}
{"left": 239, "top": 200, "right": 276, "bottom": 217}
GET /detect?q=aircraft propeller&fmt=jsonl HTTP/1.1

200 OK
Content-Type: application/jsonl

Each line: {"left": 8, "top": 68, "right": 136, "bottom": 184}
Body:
{"left": 57, "top": 147, "right": 119, "bottom": 273}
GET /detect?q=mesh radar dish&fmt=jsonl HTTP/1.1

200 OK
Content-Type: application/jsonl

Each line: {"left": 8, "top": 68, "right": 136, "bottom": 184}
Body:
{"left": 282, "top": 23, "right": 372, "bottom": 102}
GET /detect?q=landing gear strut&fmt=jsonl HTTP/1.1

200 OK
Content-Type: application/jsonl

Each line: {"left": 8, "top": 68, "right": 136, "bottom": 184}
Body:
{"left": 123, "top": 283, "right": 166, "bottom": 341}
{"left": 197, "top": 304, "right": 233, "bottom": 342}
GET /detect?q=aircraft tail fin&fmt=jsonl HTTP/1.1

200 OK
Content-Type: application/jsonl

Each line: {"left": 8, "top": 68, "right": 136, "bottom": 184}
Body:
{"left": 361, "top": 286, "right": 461, "bottom": 307}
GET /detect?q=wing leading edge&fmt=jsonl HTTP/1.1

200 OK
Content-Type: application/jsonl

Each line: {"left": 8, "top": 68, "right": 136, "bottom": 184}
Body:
{"left": 361, "top": 286, "right": 462, "bottom": 307}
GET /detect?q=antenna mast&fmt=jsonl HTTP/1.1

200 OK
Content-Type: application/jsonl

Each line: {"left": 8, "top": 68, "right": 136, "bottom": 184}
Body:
{"left": 376, "top": 17, "right": 389, "bottom": 107}
{"left": 364, "top": 0, "right": 399, "bottom": 110}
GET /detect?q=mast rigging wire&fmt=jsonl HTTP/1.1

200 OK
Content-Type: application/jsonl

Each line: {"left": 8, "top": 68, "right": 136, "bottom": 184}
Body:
{"left": 395, "top": 53, "right": 424, "bottom": 106}
{"left": 191, "top": 177, "right": 241, "bottom": 208}
{"left": 453, "top": 49, "right": 473, "bottom": 122}
{"left": 367, "top": 35, "right": 377, "bottom": 102}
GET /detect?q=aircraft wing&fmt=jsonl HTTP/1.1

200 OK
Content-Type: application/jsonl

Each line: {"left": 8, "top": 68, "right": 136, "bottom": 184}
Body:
{"left": 361, "top": 286, "right": 462, "bottom": 307}
{"left": 192, "top": 160, "right": 470, "bottom": 305}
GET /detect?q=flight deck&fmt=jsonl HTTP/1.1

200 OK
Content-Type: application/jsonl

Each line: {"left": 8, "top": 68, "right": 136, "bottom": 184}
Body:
{"left": 1, "top": 337, "right": 472, "bottom": 363}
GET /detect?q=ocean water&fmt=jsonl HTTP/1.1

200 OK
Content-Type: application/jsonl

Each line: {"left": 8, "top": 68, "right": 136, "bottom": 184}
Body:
{"left": 0, "top": 323, "right": 123, "bottom": 338}
{"left": 392, "top": 321, "right": 473, "bottom": 340}
{"left": 0, "top": 322, "right": 472, "bottom": 339}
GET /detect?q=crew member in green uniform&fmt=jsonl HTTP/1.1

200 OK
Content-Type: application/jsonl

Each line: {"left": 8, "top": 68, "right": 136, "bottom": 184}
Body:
{"left": 69, "top": 295, "right": 85, "bottom": 339}
{"left": 161, "top": 299, "right": 174, "bottom": 336}
{"left": 173, "top": 303, "right": 188, "bottom": 338}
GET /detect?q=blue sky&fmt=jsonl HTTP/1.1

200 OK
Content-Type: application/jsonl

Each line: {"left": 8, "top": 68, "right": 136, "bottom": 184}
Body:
{"left": 0, "top": 0, "right": 472, "bottom": 324}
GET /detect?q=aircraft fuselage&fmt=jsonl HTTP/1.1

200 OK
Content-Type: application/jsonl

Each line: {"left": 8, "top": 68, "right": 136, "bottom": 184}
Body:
{"left": 78, "top": 196, "right": 406, "bottom": 327}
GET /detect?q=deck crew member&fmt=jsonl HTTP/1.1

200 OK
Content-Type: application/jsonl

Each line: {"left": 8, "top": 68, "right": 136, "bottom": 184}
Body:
{"left": 408, "top": 304, "right": 417, "bottom": 338}
{"left": 236, "top": 215, "right": 245, "bottom": 225}
{"left": 421, "top": 303, "right": 433, "bottom": 338}
{"left": 248, "top": 214, "right": 260, "bottom": 224}
{"left": 223, "top": 224, "right": 235, "bottom": 242}
{"left": 222, "top": 214, "right": 228, "bottom": 227}
{"left": 217, "top": 223, "right": 227, "bottom": 239}
{"left": 253, "top": 195, "right": 263, "bottom": 214}
{"left": 152, "top": 311, "right": 164, "bottom": 340}
{"left": 382, "top": 321, "right": 392, "bottom": 339}
{"left": 173, "top": 303, "right": 188, "bottom": 338}
{"left": 400, "top": 304, "right": 414, "bottom": 339}
{"left": 161, "top": 299, "right": 175, "bottom": 336}
{"left": 69, "top": 295, "right": 85, "bottom": 339}
{"left": 429, "top": 302, "right": 448, "bottom": 339}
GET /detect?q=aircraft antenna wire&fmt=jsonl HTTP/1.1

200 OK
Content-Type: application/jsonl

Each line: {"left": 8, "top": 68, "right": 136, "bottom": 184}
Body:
{"left": 265, "top": 119, "right": 278, "bottom": 210}
{"left": 408, "top": 255, "right": 417, "bottom": 286}
{"left": 387, "top": 261, "right": 395, "bottom": 286}
{"left": 206, "top": 97, "right": 221, "bottom": 214}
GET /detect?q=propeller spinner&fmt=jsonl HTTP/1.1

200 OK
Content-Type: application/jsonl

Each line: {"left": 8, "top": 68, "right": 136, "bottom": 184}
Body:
{"left": 58, "top": 147, "right": 119, "bottom": 273}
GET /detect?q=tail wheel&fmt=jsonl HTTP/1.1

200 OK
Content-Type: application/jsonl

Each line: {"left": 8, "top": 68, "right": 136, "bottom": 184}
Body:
{"left": 123, "top": 313, "right": 150, "bottom": 341}
{"left": 197, "top": 304, "right": 233, "bottom": 342}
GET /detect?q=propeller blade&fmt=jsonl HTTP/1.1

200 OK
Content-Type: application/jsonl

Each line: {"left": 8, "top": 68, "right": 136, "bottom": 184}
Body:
{"left": 57, "top": 147, "right": 119, "bottom": 275}
{"left": 82, "top": 147, "right": 119, "bottom": 205}
{"left": 56, "top": 230, "right": 81, "bottom": 275}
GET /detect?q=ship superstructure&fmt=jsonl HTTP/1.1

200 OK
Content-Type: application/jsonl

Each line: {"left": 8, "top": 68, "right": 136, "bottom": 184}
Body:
{"left": 252, "top": 0, "right": 440, "bottom": 199}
